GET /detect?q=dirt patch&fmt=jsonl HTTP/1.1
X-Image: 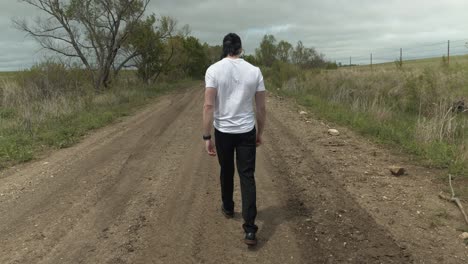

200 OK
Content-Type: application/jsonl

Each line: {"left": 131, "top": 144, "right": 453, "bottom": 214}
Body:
{"left": 266, "top": 94, "right": 468, "bottom": 263}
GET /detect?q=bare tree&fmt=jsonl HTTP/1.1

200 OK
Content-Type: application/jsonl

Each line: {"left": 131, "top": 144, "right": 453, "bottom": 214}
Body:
{"left": 14, "top": 0, "right": 150, "bottom": 91}
{"left": 292, "top": 41, "right": 326, "bottom": 69}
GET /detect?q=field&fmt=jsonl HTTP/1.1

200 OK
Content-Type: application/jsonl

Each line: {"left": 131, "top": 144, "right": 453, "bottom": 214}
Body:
{"left": 263, "top": 54, "right": 468, "bottom": 204}
{"left": 362, "top": 54, "right": 468, "bottom": 70}
{"left": 0, "top": 71, "right": 19, "bottom": 81}
{"left": 0, "top": 66, "right": 194, "bottom": 168}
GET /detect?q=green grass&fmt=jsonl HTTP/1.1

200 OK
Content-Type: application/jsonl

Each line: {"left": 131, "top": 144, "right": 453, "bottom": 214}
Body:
{"left": 0, "top": 79, "right": 197, "bottom": 168}
{"left": 280, "top": 90, "right": 461, "bottom": 171}
{"left": 0, "top": 71, "right": 20, "bottom": 81}
{"left": 266, "top": 53, "right": 468, "bottom": 175}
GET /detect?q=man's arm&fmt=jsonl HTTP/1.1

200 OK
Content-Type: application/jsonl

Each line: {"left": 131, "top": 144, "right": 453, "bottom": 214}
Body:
{"left": 203, "top": 88, "right": 217, "bottom": 156}
{"left": 255, "top": 91, "right": 266, "bottom": 146}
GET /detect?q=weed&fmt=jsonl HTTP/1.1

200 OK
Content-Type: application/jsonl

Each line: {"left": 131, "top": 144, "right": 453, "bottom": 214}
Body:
{"left": 0, "top": 63, "right": 196, "bottom": 167}
{"left": 266, "top": 60, "right": 468, "bottom": 175}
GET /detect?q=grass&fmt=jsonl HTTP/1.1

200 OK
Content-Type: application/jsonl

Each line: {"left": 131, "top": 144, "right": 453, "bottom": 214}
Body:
{"left": 360, "top": 54, "right": 468, "bottom": 71}
{"left": 280, "top": 89, "right": 458, "bottom": 169}
{"left": 0, "top": 67, "right": 196, "bottom": 168}
{"left": 0, "top": 71, "right": 20, "bottom": 82}
{"left": 265, "top": 55, "right": 468, "bottom": 176}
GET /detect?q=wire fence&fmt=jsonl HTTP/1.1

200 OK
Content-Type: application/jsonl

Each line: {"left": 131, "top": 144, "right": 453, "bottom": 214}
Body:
{"left": 320, "top": 38, "right": 468, "bottom": 66}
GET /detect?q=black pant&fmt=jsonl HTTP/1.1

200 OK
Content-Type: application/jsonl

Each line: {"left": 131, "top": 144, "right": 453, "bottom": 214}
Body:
{"left": 215, "top": 127, "right": 258, "bottom": 233}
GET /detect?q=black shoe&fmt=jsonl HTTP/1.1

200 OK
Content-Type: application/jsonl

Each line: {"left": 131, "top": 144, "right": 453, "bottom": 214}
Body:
{"left": 221, "top": 205, "right": 234, "bottom": 218}
{"left": 244, "top": 232, "right": 257, "bottom": 246}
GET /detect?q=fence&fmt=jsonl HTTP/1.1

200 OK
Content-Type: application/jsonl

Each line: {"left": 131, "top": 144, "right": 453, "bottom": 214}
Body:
{"left": 319, "top": 38, "right": 468, "bottom": 66}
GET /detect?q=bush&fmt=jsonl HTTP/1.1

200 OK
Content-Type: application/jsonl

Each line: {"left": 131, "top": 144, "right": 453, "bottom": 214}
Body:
{"left": 269, "top": 61, "right": 303, "bottom": 89}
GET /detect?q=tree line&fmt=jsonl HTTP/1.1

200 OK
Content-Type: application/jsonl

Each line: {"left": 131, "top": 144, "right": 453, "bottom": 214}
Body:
{"left": 15, "top": 0, "right": 335, "bottom": 92}
{"left": 247, "top": 34, "right": 337, "bottom": 70}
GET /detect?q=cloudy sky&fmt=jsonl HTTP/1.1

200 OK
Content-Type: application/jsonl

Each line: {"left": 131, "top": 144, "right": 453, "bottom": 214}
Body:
{"left": 1, "top": 0, "right": 468, "bottom": 71}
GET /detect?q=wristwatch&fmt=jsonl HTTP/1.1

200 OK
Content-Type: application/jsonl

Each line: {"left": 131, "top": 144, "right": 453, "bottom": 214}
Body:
{"left": 203, "top": 135, "right": 212, "bottom": 141}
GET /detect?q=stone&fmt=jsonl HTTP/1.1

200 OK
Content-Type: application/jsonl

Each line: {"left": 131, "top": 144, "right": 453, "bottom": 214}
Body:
{"left": 328, "top": 129, "right": 340, "bottom": 136}
{"left": 459, "top": 232, "right": 468, "bottom": 240}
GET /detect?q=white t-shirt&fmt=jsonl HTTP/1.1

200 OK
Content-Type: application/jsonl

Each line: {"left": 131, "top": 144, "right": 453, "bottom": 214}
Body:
{"left": 205, "top": 58, "right": 266, "bottom": 134}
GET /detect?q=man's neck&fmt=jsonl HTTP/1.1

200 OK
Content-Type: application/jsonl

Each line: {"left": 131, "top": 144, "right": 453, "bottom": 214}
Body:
{"left": 226, "top": 55, "right": 241, "bottom": 59}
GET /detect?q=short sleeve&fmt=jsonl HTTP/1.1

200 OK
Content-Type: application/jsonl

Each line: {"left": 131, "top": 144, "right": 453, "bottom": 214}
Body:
{"left": 256, "top": 68, "right": 266, "bottom": 92}
{"left": 205, "top": 66, "right": 217, "bottom": 89}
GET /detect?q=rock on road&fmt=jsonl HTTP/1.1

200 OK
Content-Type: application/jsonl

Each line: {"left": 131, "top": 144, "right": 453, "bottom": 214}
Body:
{"left": 0, "top": 86, "right": 416, "bottom": 263}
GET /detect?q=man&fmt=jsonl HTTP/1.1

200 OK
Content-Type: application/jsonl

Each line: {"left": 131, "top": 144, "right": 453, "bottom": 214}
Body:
{"left": 203, "top": 33, "right": 266, "bottom": 246}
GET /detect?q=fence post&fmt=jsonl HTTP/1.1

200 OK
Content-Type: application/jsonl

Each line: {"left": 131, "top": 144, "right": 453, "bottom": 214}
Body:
{"left": 400, "top": 48, "right": 403, "bottom": 66}
{"left": 448, "top": 40, "right": 450, "bottom": 65}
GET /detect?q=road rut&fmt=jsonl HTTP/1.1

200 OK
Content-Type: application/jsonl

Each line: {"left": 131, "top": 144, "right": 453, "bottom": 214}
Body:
{"left": 0, "top": 86, "right": 423, "bottom": 263}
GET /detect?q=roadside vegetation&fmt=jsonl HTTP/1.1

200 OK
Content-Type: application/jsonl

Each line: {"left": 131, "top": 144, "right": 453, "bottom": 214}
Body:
{"left": 249, "top": 35, "right": 468, "bottom": 178}
{"left": 0, "top": 0, "right": 223, "bottom": 168}
{"left": 0, "top": 62, "right": 197, "bottom": 168}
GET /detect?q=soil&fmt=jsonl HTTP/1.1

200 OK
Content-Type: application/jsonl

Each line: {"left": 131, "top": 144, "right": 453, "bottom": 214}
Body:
{"left": 0, "top": 86, "right": 467, "bottom": 263}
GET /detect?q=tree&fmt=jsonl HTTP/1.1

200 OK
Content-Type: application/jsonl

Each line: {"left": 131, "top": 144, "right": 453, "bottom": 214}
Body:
{"left": 255, "top": 35, "right": 277, "bottom": 67}
{"left": 292, "top": 41, "right": 326, "bottom": 69}
{"left": 14, "top": 0, "right": 150, "bottom": 91}
{"left": 157, "top": 35, "right": 209, "bottom": 80}
{"left": 291, "top": 41, "right": 307, "bottom": 65}
{"left": 276, "top": 40, "right": 293, "bottom": 63}
{"left": 125, "top": 15, "right": 177, "bottom": 84}
{"left": 204, "top": 44, "right": 222, "bottom": 64}
{"left": 181, "top": 36, "right": 209, "bottom": 79}
{"left": 243, "top": 54, "right": 258, "bottom": 65}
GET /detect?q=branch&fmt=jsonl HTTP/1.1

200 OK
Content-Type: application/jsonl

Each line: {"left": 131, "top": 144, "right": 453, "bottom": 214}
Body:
{"left": 26, "top": 31, "right": 73, "bottom": 45}
{"left": 114, "top": 51, "right": 139, "bottom": 76}
{"left": 20, "top": 0, "right": 55, "bottom": 16}
{"left": 150, "top": 41, "right": 175, "bottom": 82}
{"left": 40, "top": 44, "right": 80, "bottom": 58}
{"left": 102, "top": 0, "right": 117, "bottom": 29}
{"left": 439, "top": 174, "right": 468, "bottom": 225}
{"left": 39, "top": 25, "right": 63, "bottom": 33}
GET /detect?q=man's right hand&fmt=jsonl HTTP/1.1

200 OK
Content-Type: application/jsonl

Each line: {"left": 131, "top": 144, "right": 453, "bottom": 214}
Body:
{"left": 256, "top": 134, "right": 263, "bottom": 147}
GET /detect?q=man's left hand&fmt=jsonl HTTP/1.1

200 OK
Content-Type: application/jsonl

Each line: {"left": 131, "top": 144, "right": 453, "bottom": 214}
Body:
{"left": 205, "top": 139, "right": 217, "bottom": 156}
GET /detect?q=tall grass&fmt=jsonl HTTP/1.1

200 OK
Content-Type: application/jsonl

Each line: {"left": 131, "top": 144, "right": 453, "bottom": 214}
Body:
{"left": 266, "top": 62, "right": 468, "bottom": 175}
{"left": 0, "top": 62, "right": 194, "bottom": 168}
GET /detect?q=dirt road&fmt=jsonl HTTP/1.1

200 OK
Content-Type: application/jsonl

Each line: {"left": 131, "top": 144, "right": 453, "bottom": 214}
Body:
{"left": 1, "top": 86, "right": 467, "bottom": 263}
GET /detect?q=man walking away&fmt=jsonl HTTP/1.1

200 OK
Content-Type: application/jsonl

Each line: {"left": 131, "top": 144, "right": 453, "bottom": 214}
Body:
{"left": 202, "top": 33, "right": 266, "bottom": 246}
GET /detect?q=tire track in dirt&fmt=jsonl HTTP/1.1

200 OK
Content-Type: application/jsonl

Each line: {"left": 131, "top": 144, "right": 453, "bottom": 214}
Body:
{"left": 37, "top": 89, "right": 205, "bottom": 264}
{"left": 0, "top": 85, "right": 433, "bottom": 264}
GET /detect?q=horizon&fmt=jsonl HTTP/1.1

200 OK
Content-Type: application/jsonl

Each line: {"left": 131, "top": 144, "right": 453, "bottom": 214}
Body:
{"left": 1, "top": 0, "right": 468, "bottom": 71}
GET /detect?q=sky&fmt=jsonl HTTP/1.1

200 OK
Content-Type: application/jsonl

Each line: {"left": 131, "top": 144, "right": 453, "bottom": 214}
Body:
{"left": 1, "top": 0, "right": 468, "bottom": 71}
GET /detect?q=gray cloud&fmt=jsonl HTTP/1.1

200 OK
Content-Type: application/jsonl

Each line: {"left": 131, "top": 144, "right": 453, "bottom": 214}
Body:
{"left": 149, "top": 0, "right": 468, "bottom": 64}
{"left": 1, "top": 0, "right": 468, "bottom": 70}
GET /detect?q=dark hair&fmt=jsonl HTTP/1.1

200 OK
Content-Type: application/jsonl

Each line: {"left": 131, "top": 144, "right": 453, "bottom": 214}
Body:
{"left": 221, "top": 33, "right": 242, "bottom": 59}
